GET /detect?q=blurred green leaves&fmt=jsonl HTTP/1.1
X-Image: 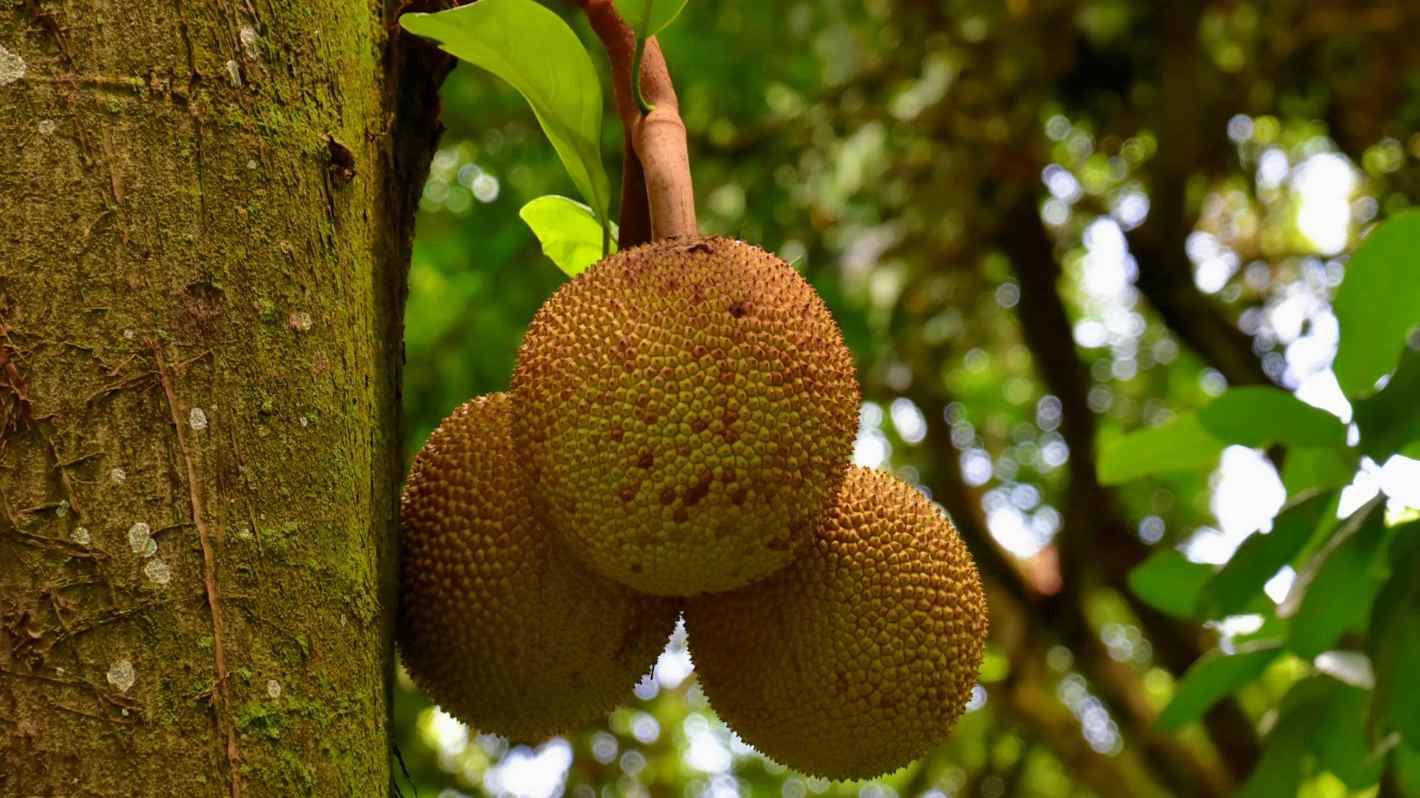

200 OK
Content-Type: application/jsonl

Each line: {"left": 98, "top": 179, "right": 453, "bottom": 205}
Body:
{"left": 392, "top": 3, "right": 1420, "bottom": 794}
{"left": 1156, "top": 644, "right": 1281, "bottom": 731}
{"left": 1195, "top": 489, "right": 1331, "bottom": 618}
{"left": 1283, "top": 499, "right": 1387, "bottom": 659}
{"left": 1368, "top": 524, "right": 1420, "bottom": 744}
{"left": 400, "top": 0, "right": 613, "bottom": 243}
{"left": 1281, "top": 446, "right": 1359, "bottom": 494}
{"left": 1198, "top": 387, "right": 1348, "bottom": 448}
{"left": 520, "top": 195, "right": 617, "bottom": 276}
{"left": 1127, "top": 549, "right": 1212, "bottom": 619}
{"left": 1101, "top": 385, "right": 1351, "bottom": 488}
{"left": 1333, "top": 210, "right": 1420, "bottom": 397}
{"left": 1098, "top": 413, "right": 1225, "bottom": 485}
{"left": 1354, "top": 346, "right": 1420, "bottom": 460}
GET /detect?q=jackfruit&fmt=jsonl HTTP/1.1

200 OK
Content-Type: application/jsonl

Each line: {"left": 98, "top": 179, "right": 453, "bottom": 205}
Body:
{"left": 683, "top": 466, "right": 989, "bottom": 780}
{"left": 398, "top": 393, "right": 678, "bottom": 741}
{"left": 511, "top": 236, "right": 859, "bottom": 596}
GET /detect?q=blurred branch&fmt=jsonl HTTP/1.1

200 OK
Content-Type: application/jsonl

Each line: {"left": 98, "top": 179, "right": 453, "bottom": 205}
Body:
{"left": 987, "top": 578, "right": 1174, "bottom": 798}
{"left": 1002, "top": 193, "right": 1260, "bottom": 787}
{"left": 1128, "top": 2, "right": 1272, "bottom": 388}
{"left": 889, "top": 364, "right": 1229, "bottom": 797}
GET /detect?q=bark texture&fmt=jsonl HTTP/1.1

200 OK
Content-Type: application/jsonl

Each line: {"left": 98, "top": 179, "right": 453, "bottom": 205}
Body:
{"left": 0, "top": 0, "right": 445, "bottom": 794}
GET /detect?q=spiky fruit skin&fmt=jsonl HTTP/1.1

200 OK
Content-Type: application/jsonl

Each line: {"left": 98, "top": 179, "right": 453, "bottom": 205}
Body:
{"left": 511, "top": 236, "right": 859, "bottom": 596}
{"left": 683, "top": 466, "right": 989, "bottom": 780}
{"left": 397, "top": 393, "right": 678, "bottom": 741}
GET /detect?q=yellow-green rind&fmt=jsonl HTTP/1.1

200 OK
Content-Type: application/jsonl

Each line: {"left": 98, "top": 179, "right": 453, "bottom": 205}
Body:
{"left": 511, "top": 236, "right": 859, "bottom": 596}
{"left": 684, "top": 466, "right": 989, "bottom": 780}
{"left": 397, "top": 393, "right": 679, "bottom": 741}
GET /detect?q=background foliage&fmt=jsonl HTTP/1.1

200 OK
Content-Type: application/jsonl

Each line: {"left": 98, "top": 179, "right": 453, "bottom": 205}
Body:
{"left": 392, "top": 1, "right": 1420, "bottom": 796}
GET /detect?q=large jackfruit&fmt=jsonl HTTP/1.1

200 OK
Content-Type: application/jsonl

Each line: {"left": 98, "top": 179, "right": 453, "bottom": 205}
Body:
{"left": 398, "top": 393, "right": 679, "bottom": 740}
{"left": 512, "top": 237, "right": 859, "bottom": 596}
{"left": 684, "top": 466, "right": 989, "bottom": 780}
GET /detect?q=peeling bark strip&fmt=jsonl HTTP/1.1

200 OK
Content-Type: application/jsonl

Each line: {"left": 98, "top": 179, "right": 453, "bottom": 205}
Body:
{"left": 0, "top": 0, "right": 444, "bottom": 793}
{"left": 151, "top": 341, "right": 242, "bottom": 798}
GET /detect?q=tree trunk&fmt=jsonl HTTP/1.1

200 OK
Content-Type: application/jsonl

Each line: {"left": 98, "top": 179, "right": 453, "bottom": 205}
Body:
{"left": 0, "top": 1, "right": 445, "bottom": 794}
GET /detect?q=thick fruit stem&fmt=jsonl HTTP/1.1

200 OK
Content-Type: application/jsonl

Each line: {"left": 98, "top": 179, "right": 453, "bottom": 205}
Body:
{"left": 578, "top": 0, "right": 698, "bottom": 242}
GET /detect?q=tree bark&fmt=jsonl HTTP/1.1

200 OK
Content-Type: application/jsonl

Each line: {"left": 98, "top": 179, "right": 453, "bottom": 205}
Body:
{"left": 0, "top": 1, "right": 445, "bottom": 795}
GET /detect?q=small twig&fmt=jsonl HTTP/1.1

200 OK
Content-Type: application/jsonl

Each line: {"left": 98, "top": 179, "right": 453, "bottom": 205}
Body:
{"left": 578, "top": 0, "right": 697, "bottom": 241}
{"left": 148, "top": 339, "right": 242, "bottom": 798}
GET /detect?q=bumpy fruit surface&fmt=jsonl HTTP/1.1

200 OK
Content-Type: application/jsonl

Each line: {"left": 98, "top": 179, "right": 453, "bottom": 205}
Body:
{"left": 512, "top": 237, "right": 859, "bottom": 596}
{"left": 398, "top": 393, "right": 678, "bottom": 741}
{"left": 684, "top": 466, "right": 989, "bottom": 780}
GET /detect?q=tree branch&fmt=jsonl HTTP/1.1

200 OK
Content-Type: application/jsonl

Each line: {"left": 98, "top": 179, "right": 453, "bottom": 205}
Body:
{"left": 575, "top": 0, "right": 651, "bottom": 247}
{"left": 577, "top": 0, "right": 696, "bottom": 241}
{"left": 1002, "top": 193, "right": 1260, "bottom": 784}
{"left": 1129, "top": 2, "right": 1272, "bottom": 388}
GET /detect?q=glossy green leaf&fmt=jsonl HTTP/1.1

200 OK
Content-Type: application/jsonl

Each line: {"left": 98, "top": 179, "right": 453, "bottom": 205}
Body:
{"left": 1285, "top": 501, "right": 1388, "bottom": 658}
{"left": 1128, "top": 549, "right": 1213, "bottom": 619}
{"left": 1199, "top": 387, "right": 1348, "bottom": 448}
{"left": 1282, "top": 446, "right": 1360, "bottom": 495}
{"left": 1333, "top": 210, "right": 1420, "bottom": 398}
{"left": 1368, "top": 523, "right": 1420, "bottom": 744}
{"left": 613, "top": 0, "right": 688, "bottom": 37}
{"left": 519, "top": 195, "right": 617, "bottom": 277}
{"left": 1197, "top": 490, "right": 1332, "bottom": 618}
{"left": 401, "top": 0, "right": 612, "bottom": 233}
{"left": 1097, "top": 413, "right": 1226, "bottom": 485}
{"left": 1354, "top": 346, "right": 1420, "bottom": 460}
{"left": 1157, "top": 644, "right": 1281, "bottom": 731}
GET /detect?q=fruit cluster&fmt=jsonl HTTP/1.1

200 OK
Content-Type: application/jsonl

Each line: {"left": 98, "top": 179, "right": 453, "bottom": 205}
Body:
{"left": 398, "top": 237, "right": 989, "bottom": 780}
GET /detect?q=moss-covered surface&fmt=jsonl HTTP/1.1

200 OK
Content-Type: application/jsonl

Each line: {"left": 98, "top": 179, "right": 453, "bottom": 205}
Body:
{"left": 0, "top": 0, "right": 444, "bottom": 794}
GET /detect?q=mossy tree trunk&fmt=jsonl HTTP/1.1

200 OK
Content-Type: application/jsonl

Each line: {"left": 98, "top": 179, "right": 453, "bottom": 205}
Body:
{"left": 0, "top": 0, "right": 446, "bottom": 794}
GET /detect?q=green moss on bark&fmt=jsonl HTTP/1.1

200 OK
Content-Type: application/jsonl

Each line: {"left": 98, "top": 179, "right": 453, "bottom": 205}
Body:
{"left": 0, "top": 0, "right": 441, "bottom": 794}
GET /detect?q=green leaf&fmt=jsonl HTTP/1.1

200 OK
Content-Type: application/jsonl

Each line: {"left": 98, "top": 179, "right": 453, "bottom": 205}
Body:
{"left": 519, "top": 195, "right": 617, "bottom": 277}
{"left": 1157, "top": 644, "right": 1281, "bottom": 731}
{"left": 1199, "top": 387, "right": 1348, "bottom": 448}
{"left": 612, "top": 0, "right": 688, "bottom": 37}
{"left": 1368, "top": 523, "right": 1420, "bottom": 744}
{"left": 1235, "top": 676, "right": 1335, "bottom": 798}
{"left": 1313, "top": 680, "right": 1385, "bottom": 789}
{"left": 1354, "top": 346, "right": 1420, "bottom": 460}
{"left": 1398, "top": 743, "right": 1420, "bottom": 798}
{"left": 1285, "top": 500, "right": 1388, "bottom": 658}
{"left": 1333, "top": 210, "right": 1420, "bottom": 398}
{"left": 1235, "top": 725, "right": 1307, "bottom": 798}
{"left": 1128, "top": 549, "right": 1213, "bottom": 619}
{"left": 1097, "top": 413, "right": 1226, "bottom": 485}
{"left": 1282, "top": 446, "right": 1360, "bottom": 495}
{"left": 1196, "top": 490, "right": 1332, "bottom": 618}
{"left": 401, "top": 0, "right": 613, "bottom": 234}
